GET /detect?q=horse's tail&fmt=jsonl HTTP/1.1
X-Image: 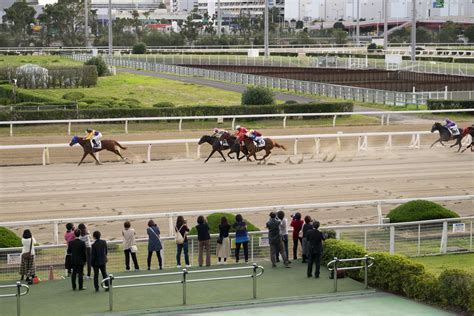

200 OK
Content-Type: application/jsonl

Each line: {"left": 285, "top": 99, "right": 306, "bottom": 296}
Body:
{"left": 114, "top": 141, "right": 127, "bottom": 150}
{"left": 274, "top": 142, "right": 286, "bottom": 151}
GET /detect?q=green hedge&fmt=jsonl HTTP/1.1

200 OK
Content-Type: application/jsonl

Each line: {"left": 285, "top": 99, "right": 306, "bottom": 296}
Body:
{"left": 188, "top": 212, "right": 259, "bottom": 235}
{"left": 0, "top": 227, "right": 21, "bottom": 248}
{"left": 0, "top": 102, "right": 353, "bottom": 121}
{"left": 387, "top": 200, "right": 459, "bottom": 223}
{"left": 323, "top": 239, "right": 474, "bottom": 313}
{"left": 427, "top": 100, "right": 474, "bottom": 113}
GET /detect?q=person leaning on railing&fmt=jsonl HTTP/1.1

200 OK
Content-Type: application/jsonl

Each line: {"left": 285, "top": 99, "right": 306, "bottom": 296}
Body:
{"left": 233, "top": 214, "right": 249, "bottom": 263}
{"left": 290, "top": 213, "right": 304, "bottom": 261}
{"left": 78, "top": 223, "right": 92, "bottom": 280}
{"left": 19, "top": 229, "right": 36, "bottom": 285}
{"left": 146, "top": 220, "right": 163, "bottom": 270}
{"left": 196, "top": 216, "right": 211, "bottom": 267}
{"left": 175, "top": 216, "right": 190, "bottom": 268}
{"left": 122, "top": 221, "right": 140, "bottom": 272}
{"left": 216, "top": 217, "right": 231, "bottom": 264}
{"left": 301, "top": 216, "right": 314, "bottom": 264}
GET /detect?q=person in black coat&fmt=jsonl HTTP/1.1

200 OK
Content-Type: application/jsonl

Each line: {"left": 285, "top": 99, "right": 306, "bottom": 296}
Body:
{"left": 90, "top": 231, "right": 108, "bottom": 292}
{"left": 70, "top": 229, "right": 87, "bottom": 290}
{"left": 306, "top": 221, "right": 325, "bottom": 278}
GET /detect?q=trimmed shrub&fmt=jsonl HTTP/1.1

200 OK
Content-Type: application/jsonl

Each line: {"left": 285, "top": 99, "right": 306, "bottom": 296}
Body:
{"left": 63, "top": 92, "right": 85, "bottom": 101}
{"left": 132, "top": 42, "right": 147, "bottom": 54}
{"left": 0, "top": 227, "right": 21, "bottom": 248}
{"left": 367, "top": 43, "right": 377, "bottom": 52}
{"left": 403, "top": 273, "right": 442, "bottom": 304}
{"left": 438, "top": 269, "right": 474, "bottom": 312}
{"left": 188, "top": 212, "right": 260, "bottom": 235}
{"left": 241, "top": 86, "right": 275, "bottom": 105}
{"left": 320, "top": 229, "right": 336, "bottom": 239}
{"left": 427, "top": 100, "right": 474, "bottom": 113}
{"left": 153, "top": 101, "right": 175, "bottom": 108}
{"left": 387, "top": 200, "right": 459, "bottom": 223}
{"left": 84, "top": 57, "right": 109, "bottom": 77}
{"left": 321, "top": 239, "right": 366, "bottom": 264}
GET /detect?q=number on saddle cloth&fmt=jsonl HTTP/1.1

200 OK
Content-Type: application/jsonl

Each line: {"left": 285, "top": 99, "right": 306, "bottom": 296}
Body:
{"left": 449, "top": 127, "right": 460, "bottom": 136}
{"left": 92, "top": 139, "right": 102, "bottom": 150}
{"left": 254, "top": 138, "right": 265, "bottom": 148}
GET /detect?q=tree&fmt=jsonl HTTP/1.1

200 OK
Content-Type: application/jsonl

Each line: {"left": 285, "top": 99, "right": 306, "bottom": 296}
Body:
{"left": 438, "top": 21, "right": 460, "bottom": 43}
{"left": 332, "top": 29, "right": 348, "bottom": 44}
{"left": 296, "top": 20, "right": 304, "bottom": 29}
{"left": 158, "top": 3, "right": 167, "bottom": 9}
{"left": 333, "top": 21, "right": 345, "bottom": 30}
{"left": 3, "top": 2, "right": 36, "bottom": 43}
{"left": 180, "top": 14, "right": 201, "bottom": 44}
{"left": 465, "top": 25, "right": 474, "bottom": 43}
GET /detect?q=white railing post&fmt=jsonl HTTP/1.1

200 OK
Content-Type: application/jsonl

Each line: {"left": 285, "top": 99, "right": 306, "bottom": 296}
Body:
{"left": 231, "top": 118, "right": 236, "bottom": 130}
{"left": 440, "top": 221, "right": 448, "bottom": 254}
{"left": 389, "top": 226, "right": 395, "bottom": 254}
{"left": 196, "top": 145, "right": 201, "bottom": 159}
{"left": 53, "top": 221, "right": 59, "bottom": 245}
{"left": 125, "top": 120, "right": 128, "bottom": 134}
{"left": 168, "top": 215, "right": 174, "bottom": 237}
{"left": 293, "top": 139, "right": 298, "bottom": 155}
{"left": 377, "top": 202, "right": 383, "bottom": 224}
{"left": 10, "top": 123, "right": 13, "bottom": 137}
{"left": 179, "top": 119, "right": 183, "bottom": 132}
{"left": 283, "top": 116, "right": 287, "bottom": 129}
{"left": 417, "top": 224, "right": 421, "bottom": 255}
{"left": 68, "top": 122, "right": 71, "bottom": 135}
{"left": 332, "top": 115, "right": 337, "bottom": 127}
{"left": 185, "top": 142, "right": 190, "bottom": 158}
{"left": 147, "top": 144, "right": 152, "bottom": 162}
{"left": 314, "top": 138, "right": 320, "bottom": 156}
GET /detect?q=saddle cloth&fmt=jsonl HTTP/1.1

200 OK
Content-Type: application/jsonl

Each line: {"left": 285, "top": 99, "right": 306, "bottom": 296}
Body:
{"left": 449, "top": 127, "right": 460, "bottom": 136}
{"left": 219, "top": 140, "right": 229, "bottom": 146}
{"left": 93, "top": 140, "right": 102, "bottom": 150}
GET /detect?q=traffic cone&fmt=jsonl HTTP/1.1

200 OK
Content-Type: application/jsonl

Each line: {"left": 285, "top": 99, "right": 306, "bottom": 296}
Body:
{"left": 48, "top": 265, "right": 54, "bottom": 281}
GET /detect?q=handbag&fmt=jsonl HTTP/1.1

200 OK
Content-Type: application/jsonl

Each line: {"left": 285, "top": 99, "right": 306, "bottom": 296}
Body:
{"left": 216, "top": 235, "right": 223, "bottom": 244}
{"left": 22, "top": 238, "right": 33, "bottom": 260}
{"left": 175, "top": 225, "right": 185, "bottom": 245}
{"left": 130, "top": 245, "right": 138, "bottom": 253}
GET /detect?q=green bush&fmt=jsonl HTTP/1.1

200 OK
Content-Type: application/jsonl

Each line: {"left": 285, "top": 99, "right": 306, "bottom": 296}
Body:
{"left": 367, "top": 43, "right": 377, "bottom": 52}
{"left": 153, "top": 101, "right": 175, "bottom": 108}
{"left": 188, "top": 212, "right": 260, "bottom": 235}
{"left": 403, "top": 273, "right": 442, "bottom": 304}
{"left": 321, "top": 239, "right": 365, "bottom": 264}
{"left": 132, "top": 42, "right": 147, "bottom": 54}
{"left": 63, "top": 92, "right": 85, "bottom": 101}
{"left": 438, "top": 269, "right": 474, "bottom": 312}
{"left": 241, "top": 86, "right": 275, "bottom": 105}
{"left": 0, "top": 227, "right": 21, "bottom": 248}
{"left": 427, "top": 100, "right": 474, "bottom": 113}
{"left": 84, "top": 56, "right": 109, "bottom": 77}
{"left": 321, "top": 229, "right": 336, "bottom": 239}
{"left": 387, "top": 200, "right": 459, "bottom": 223}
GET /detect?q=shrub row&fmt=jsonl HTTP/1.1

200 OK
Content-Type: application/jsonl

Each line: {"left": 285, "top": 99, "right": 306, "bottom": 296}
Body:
{"left": 387, "top": 200, "right": 459, "bottom": 223}
{"left": 0, "top": 227, "right": 22, "bottom": 248}
{"left": 0, "top": 102, "right": 353, "bottom": 121}
{"left": 427, "top": 100, "right": 474, "bottom": 112}
{"left": 323, "top": 239, "right": 474, "bottom": 313}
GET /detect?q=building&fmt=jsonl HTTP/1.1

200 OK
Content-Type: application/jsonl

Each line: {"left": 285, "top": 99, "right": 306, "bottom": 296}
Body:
{"left": 198, "top": 0, "right": 284, "bottom": 22}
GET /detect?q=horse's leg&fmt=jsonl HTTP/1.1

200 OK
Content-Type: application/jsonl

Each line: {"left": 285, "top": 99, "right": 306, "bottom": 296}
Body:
{"left": 218, "top": 149, "right": 226, "bottom": 162}
{"left": 90, "top": 153, "right": 101, "bottom": 165}
{"left": 462, "top": 143, "right": 473, "bottom": 153}
{"left": 78, "top": 152, "right": 88, "bottom": 166}
{"left": 113, "top": 149, "right": 126, "bottom": 160}
{"left": 204, "top": 149, "right": 216, "bottom": 163}
{"left": 430, "top": 139, "right": 441, "bottom": 148}
{"left": 259, "top": 150, "right": 271, "bottom": 161}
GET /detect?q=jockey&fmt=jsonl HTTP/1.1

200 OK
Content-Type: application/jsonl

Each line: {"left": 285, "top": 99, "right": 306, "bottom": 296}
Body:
{"left": 85, "top": 128, "right": 102, "bottom": 149}
{"left": 235, "top": 125, "right": 248, "bottom": 143}
{"left": 248, "top": 129, "right": 264, "bottom": 147}
{"left": 212, "top": 128, "right": 227, "bottom": 140}
{"left": 444, "top": 119, "right": 459, "bottom": 136}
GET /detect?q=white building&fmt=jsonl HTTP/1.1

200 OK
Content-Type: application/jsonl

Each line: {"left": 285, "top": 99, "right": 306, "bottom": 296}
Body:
{"left": 198, "top": 0, "right": 284, "bottom": 20}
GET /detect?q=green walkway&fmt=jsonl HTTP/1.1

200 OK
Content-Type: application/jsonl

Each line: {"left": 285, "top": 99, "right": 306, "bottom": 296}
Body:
{"left": 0, "top": 262, "right": 366, "bottom": 316}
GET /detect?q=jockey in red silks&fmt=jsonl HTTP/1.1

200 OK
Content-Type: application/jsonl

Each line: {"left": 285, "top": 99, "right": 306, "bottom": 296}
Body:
{"left": 235, "top": 125, "right": 248, "bottom": 144}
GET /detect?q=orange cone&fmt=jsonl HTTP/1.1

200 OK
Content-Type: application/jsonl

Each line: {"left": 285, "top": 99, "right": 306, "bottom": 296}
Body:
{"left": 48, "top": 265, "right": 54, "bottom": 281}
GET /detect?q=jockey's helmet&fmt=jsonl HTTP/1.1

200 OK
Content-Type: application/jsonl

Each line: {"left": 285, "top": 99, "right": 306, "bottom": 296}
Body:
{"left": 235, "top": 125, "right": 241, "bottom": 131}
{"left": 213, "top": 128, "right": 219, "bottom": 133}
{"left": 86, "top": 128, "right": 93, "bottom": 133}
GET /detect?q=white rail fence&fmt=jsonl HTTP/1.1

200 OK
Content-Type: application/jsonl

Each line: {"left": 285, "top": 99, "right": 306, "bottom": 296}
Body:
{"left": 0, "top": 131, "right": 440, "bottom": 166}
{"left": 2, "top": 109, "right": 473, "bottom": 137}
{"left": 0, "top": 216, "right": 472, "bottom": 281}
{"left": 73, "top": 54, "right": 473, "bottom": 105}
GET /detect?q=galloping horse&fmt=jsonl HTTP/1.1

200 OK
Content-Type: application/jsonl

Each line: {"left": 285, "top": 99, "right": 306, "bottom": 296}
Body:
{"left": 461, "top": 126, "right": 474, "bottom": 153}
{"left": 242, "top": 135, "right": 286, "bottom": 161}
{"left": 430, "top": 122, "right": 463, "bottom": 152}
{"left": 69, "top": 136, "right": 127, "bottom": 165}
{"left": 198, "top": 133, "right": 246, "bottom": 163}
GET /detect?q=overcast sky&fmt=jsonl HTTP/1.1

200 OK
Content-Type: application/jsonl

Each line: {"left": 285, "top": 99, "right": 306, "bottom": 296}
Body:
{"left": 38, "top": 0, "right": 58, "bottom": 4}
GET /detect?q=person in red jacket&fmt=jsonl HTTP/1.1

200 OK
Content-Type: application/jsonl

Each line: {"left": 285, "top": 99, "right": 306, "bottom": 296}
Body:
{"left": 234, "top": 125, "right": 248, "bottom": 144}
{"left": 290, "top": 213, "right": 304, "bottom": 261}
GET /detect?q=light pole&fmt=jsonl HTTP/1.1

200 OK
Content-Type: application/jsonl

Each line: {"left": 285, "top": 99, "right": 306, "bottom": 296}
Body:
{"left": 217, "top": 0, "right": 222, "bottom": 36}
{"left": 383, "top": 0, "right": 388, "bottom": 50}
{"left": 377, "top": 11, "right": 381, "bottom": 35}
{"left": 85, "top": 0, "right": 89, "bottom": 47}
{"left": 356, "top": 0, "right": 360, "bottom": 46}
{"left": 264, "top": 0, "right": 269, "bottom": 57}
{"left": 411, "top": 0, "right": 416, "bottom": 61}
{"left": 108, "top": 0, "right": 112, "bottom": 56}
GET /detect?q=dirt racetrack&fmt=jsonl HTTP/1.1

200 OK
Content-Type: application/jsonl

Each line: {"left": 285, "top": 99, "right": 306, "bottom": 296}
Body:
{"left": 1, "top": 140, "right": 473, "bottom": 243}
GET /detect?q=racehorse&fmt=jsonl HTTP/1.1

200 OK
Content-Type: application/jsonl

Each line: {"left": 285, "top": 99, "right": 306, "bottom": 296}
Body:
{"left": 241, "top": 135, "right": 286, "bottom": 161}
{"left": 198, "top": 133, "right": 246, "bottom": 163}
{"left": 69, "top": 136, "right": 127, "bottom": 165}
{"left": 430, "top": 122, "right": 463, "bottom": 152}
{"left": 461, "top": 126, "right": 474, "bottom": 153}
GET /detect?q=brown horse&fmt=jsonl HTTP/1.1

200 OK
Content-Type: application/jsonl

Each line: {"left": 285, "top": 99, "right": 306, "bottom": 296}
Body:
{"left": 242, "top": 135, "right": 286, "bottom": 161}
{"left": 69, "top": 136, "right": 127, "bottom": 165}
{"left": 461, "top": 126, "right": 474, "bottom": 153}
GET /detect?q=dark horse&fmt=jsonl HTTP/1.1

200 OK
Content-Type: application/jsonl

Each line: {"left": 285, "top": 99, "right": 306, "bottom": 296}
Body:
{"left": 198, "top": 133, "right": 246, "bottom": 163}
{"left": 430, "top": 122, "right": 463, "bottom": 152}
{"left": 242, "top": 135, "right": 286, "bottom": 161}
{"left": 461, "top": 126, "right": 474, "bottom": 153}
{"left": 69, "top": 136, "right": 127, "bottom": 165}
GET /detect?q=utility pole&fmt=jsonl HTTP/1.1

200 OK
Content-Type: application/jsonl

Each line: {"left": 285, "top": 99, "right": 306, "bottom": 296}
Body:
{"left": 411, "top": 0, "right": 416, "bottom": 61}
{"left": 85, "top": 0, "right": 89, "bottom": 47}
{"left": 108, "top": 0, "right": 113, "bottom": 56}
{"left": 356, "top": 0, "right": 360, "bottom": 46}
{"left": 264, "top": 0, "right": 269, "bottom": 57}
{"left": 217, "top": 0, "right": 222, "bottom": 36}
{"left": 383, "top": 0, "right": 388, "bottom": 50}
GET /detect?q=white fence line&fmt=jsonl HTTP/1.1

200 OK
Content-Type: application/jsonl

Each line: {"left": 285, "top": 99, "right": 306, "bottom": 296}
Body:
{"left": 0, "top": 131, "right": 434, "bottom": 166}
{"left": 0, "top": 195, "right": 471, "bottom": 245}
{"left": 2, "top": 109, "right": 473, "bottom": 137}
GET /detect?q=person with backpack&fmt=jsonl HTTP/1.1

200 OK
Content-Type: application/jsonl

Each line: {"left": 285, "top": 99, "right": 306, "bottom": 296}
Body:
{"left": 175, "top": 216, "right": 190, "bottom": 268}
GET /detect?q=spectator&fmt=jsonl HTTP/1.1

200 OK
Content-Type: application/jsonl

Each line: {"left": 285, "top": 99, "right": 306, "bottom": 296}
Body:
{"left": 19, "top": 229, "right": 36, "bottom": 285}
{"left": 64, "top": 223, "right": 75, "bottom": 277}
{"left": 147, "top": 220, "right": 163, "bottom": 270}
{"left": 290, "top": 213, "right": 304, "bottom": 261}
{"left": 266, "top": 212, "right": 290, "bottom": 268}
{"left": 70, "top": 229, "right": 87, "bottom": 290}
{"left": 78, "top": 223, "right": 92, "bottom": 279}
{"left": 90, "top": 231, "right": 108, "bottom": 292}
{"left": 196, "top": 216, "right": 211, "bottom": 267}
{"left": 233, "top": 214, "right": 249, "bottom": 263}
{"left": 122, "top": 221, "right": 140, "bottom": 271}
{"left": 277, "top": 210, "right": 290, "bottom": 263}
{"left": 301, "top": 216, "right": 313, "bottom": 264}
{"left": 216, "top": 216, "right": 231, "bottom": 264}
{"left": 306, "top": 221, "right": 325, "bottom": 278}
{"left": 175, "top": 216, "right": 190, "bottom": 268}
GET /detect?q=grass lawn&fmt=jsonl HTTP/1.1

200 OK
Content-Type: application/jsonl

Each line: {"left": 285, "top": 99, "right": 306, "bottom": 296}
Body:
{"left": 0, "top": 55, "right": 81, "bottom": 67}
{"left": 411, "top": 253, "right": 474, "bottom": 276}
{"left": 24, "top": 72, "right": 243, "bottom": 107}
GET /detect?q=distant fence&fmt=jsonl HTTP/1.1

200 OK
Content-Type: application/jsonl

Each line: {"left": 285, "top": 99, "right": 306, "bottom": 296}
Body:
{"left": 0, "top": 216, "right": 472, "bottom": 281}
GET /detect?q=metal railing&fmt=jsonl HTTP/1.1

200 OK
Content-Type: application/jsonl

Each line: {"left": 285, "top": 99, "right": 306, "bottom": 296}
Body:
{"left": 327, "top": 256, "right": 374, "bottom": 292}
{"left": 0, "top": 282, "right": 30, "bottom": 316}
{"left": 100, "top": 263, "right": 264, "bottom": 311}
